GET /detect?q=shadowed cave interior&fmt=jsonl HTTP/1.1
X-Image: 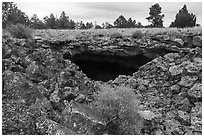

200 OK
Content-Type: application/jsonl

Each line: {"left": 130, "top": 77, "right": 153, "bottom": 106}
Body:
{"left": 65, "top": 52, "right": 152, "bottom": 82}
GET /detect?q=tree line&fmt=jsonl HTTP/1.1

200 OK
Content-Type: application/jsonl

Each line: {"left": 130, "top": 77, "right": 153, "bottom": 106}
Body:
{"left": 2, "top": 2, "right": 198, "bottom": 29}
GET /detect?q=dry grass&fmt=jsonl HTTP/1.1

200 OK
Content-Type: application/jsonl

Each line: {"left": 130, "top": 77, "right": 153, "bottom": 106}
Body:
{"left": 33, "top": 27, "right": 202, "bottom": 41}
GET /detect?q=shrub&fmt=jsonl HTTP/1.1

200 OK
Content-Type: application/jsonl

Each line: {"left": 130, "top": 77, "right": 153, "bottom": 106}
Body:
{"left": 6, "top": 24, "right": 33, "bottom": 39}
{"left": 91, "top": 86, "right": 143, "bottom": 135}
{"left": 110, "top": 32, "right": 123, "bottom": 39}
{"left": 131, "top": 30, "right": 143, "bottom": 39}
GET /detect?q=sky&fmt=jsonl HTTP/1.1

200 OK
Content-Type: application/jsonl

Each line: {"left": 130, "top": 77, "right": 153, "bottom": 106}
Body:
{"left": 15, "top": 1, "right": 202, "bottom": 27}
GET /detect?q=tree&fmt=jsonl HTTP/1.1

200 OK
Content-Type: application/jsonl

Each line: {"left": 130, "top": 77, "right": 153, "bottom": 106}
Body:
{"left": 102, "top": 22, "right": 105, "bottom": 29}
{"left": 58, "top": 11, "right": 69, "bottom": 29}
{"left": 43, "top": 13, "right": 57, "bottom": 29}
{"left": 30, "top": 14, "right": 45, "bottom": 29}
{"left": 169, "top": 5, "right": 196, "bottom": 28}
{"left": 146, "top": 3, "right": 164, "bottom": 27}
{"left": 114, "top": 15, "right": 128, "bottom": 28}
{"left": 95, "top": 25, "right": 102, "bottom": 29}
{"left": 102, "top": 22, "right": 114, "bottom": 29}
{"left": 127, "top": 18, "right": 136, "bottom": 28}
{"left": 69, "top": 19, "right": 76, "bottom": 29}
{"left": 2, "top": 2, "right": 30, "bottom": 28}
{"left": 75, "top": 21, "right": 86, "bottom": 29}
{"left": 79, "top": 21, "right": 86, "bottom": 29}
{"left": 136, "top": 22, "right": 143, "bottom": 28}
{"left": 86, "top": 22, "right": 93, "bottom": 29}
{"left": 105, "top": 22, "right": 114, "bottom": 29}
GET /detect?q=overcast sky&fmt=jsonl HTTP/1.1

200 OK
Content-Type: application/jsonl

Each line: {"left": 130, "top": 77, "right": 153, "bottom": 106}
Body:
{"left": 15, "top": 2, "right": 202, "bottom": 27}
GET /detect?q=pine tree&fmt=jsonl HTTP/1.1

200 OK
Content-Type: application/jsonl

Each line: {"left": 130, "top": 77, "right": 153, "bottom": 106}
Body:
{"left": 127, "top": 18, "right": 136, "bottom": 28}
{"left": 169, "top": 5, "right": 196, "bottom": 28}
{"left": 86, "top": 22, "right": 93, "bottom": 29}
{"left": 69, "top": 19, "right": 76, "bottom": 29}
{"left": 2, "top": 2, "right": 29, "bottom": 28}
{"left": 43, "top": 13, "right": 57, "bottom": 29}
{"left": 136, "top": 22, "right": 143, "bottom": 28}
{"left": 114, "top": 15, "right": 128, "bottom": 28}
{"left": 30, "top": 14, "right": 45, "bottom": 29}
{"left": 58, "top": 11, "right": 69, "bottom": 29}
{"left": 146, "top": 3, "right": 164, "bottom": 27}
{"left": 103, "top": 22, "right": 114, "bottom": 29}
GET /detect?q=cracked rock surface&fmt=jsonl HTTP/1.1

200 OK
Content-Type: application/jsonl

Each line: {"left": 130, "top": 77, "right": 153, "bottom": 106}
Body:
{"left": 2, "top": 29, "right": 202, "bottom": 135}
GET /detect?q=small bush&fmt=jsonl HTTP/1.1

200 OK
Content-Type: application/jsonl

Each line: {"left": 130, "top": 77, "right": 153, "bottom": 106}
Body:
{"left": 110, "top": 32, "right": 123, "bottom": 39}
{"left": 131, "top": 30, "right": 143, "bottom": 39}
{"left": 6, "top": 24, "right": 33, "bottom": 39}
{"left": 91, "top": 86, "right": 143, "bottom": 135}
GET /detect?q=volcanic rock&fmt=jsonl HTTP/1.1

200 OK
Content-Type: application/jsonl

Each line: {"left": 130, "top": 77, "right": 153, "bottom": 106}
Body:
{"left": 2, "top": 29, "right": 202, "bottom": 135}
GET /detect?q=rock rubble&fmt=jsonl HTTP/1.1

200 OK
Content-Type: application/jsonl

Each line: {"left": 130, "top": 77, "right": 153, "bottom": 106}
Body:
{"left": 2, "top": 30, "right": 202, "bottom": 135}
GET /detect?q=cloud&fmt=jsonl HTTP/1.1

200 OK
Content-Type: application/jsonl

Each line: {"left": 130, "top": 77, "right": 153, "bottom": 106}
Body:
{"left": 78, "top": 2, "right": 153, "bottom": 13}
{"left": 16, "top": 2, "right": 202, "bottom": 27}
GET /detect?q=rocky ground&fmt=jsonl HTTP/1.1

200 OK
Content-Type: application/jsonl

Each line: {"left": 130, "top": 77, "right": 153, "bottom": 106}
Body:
{"left": 2, "top": 28, "right": 202, "bottom": 135}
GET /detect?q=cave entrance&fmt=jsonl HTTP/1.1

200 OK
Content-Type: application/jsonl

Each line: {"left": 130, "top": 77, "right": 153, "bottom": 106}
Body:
{"left": 64, "top": 52, "right": 152, "bottom": 82}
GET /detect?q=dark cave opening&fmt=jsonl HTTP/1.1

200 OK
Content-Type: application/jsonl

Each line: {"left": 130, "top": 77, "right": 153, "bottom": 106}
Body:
{"left": 74, "top": 59, "right": 136, "bottom": 82}
{"left": 65, "top": 52, "right": 152, "bottom": 82}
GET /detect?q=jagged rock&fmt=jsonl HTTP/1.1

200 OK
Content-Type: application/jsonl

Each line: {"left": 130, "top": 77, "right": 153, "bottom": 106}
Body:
{"left": 176, "top": 96, "right": 192, "bottom": 112}
{"left": 184, "top": 35, "right": 193, "bottom": 47}
{"left": 138, "top": 84, "right": 147, "bottom": 91}
{"left": 3, "top": 71, "right": 43, "bottom": 104}
{"left": 26, "top": 61, "right": 46, "bottom": 82}
{"left": 165, "top": 119, "right": 184, "bottom": 135}
{"left": 74, "top": 94, "right": 86, "bottom": 103}
{"left": 2, "top": 44, "right": 12, "bottom": 59}
{"left": 178, "top": 76, "right": 198, "bottom": 87}
{"left": 187, "top": 83, "right": 202, "bottom": 99}
{"left": 2, "top": 97, "right": 53, "bottom": 135}
{"left": 137, "top": 78, "right": 150, "bottom": 86}
{"left": 2, "top": 59, "right": 13, "bottom": 72}
{"left": 41, "top": 44, "right": 50, "bottom": 48}
{"left": 26, "top": 61, "right": 53, "bottom": 83}
{"left": 2, "top": 29, "right": 202, "bottom": 135}
{"left": 2, "top": 101, "right": 37, "bottom": 135}
{"left": 176, "top": 110, "right": 191, "bottom": 126}
{"left": 174, "top": 38, "right": 184, "bottom": 46}
{"left": 35, "top": 116, "right": 75, "bottom": 135}
{"left": 190, "top": 102, "right": 202, "bottom": 134}
{"left": 113, "top": 48, "right": 201, "bottom": 134}
{"left": 3, "top": 71, "right": 26, "bottom": 91}
{"left": 34, "top": 36, "right": 43, "bottom": 40}
{"left": 61, "top": 103, "right": 106, "bottom": 134}
{"left": 192, "top": 36, "right": 202, "bottom": 47}
{"left": 193, "top": 57, "right": 202, "bottom": 66}
{"left": 138, "top": 110, "right": 156, "bottom": 120}
{"left": 164, "top": 53, "right": 180, "bottom": 62}
{"left": 169, "top": 65, "right": 183, "bottom": 76}
{"left": 170, "top": 84, "right": 181, "bottom": 94}
{"left": 185, "top": 62, "right": 201, "bottom": 73}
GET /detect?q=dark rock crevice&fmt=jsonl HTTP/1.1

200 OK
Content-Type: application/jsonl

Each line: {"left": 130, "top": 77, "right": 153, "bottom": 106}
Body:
{"left": 65, "top": 52, "right": 152, "bottom": 82}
